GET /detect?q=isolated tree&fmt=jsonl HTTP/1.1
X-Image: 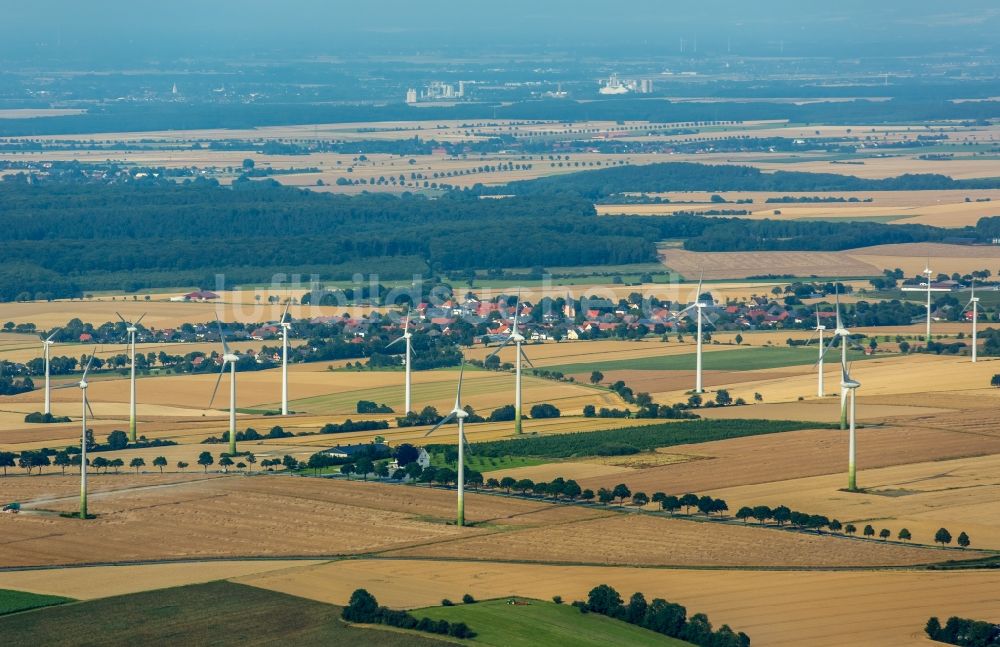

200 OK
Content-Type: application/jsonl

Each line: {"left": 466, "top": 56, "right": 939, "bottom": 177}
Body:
{"left": 0, "top": 451, "right": 15, "bottom": 476}
{"left": 53, "top": 451, "right": 71, "bottom": 475}
{"left": 660, "top": 495, "right": 681, "bottom": 515}
{"left": 935, "top": 528, "right": 952, "bottom": 545}
{"left": 152, "top": 456, "right": 167, "bottom": 473}
{"left": 282, "top": 455, "right": 298, "bottom": 470}
{"left": 925, "top": 617, "right": 942, "bottom": 640}
{"left": 110, "top": 458, "right": 124, "bottom": 474}
{"left": 598, "top": 487, "right": 614, "bottom": 505}
{"left": 898, "top": 528, "right": 911, "bottom": 541}
{"left": 687, "top": 394, "right": 702, "bottom": 408}
{"left": 219, "top": 455, "right": 234, "bottom": 473}
{"left": 236, "top": 462, "right": 246, "bottom": 471}
{"left": 879, "top": 528, "right": 890, "bottom": 541}
{"left": 714, "top": 389, "right": 733, "bottom": 406}
{"left": 245, "top": 452, "right": 256, "bottom": 473}
{"left": 711, "top": 498, "right": 729, "bottom": 516}
{"left": 177, "top": 461, "right": 189, "bottom": 471}
{"left": 580, "top": 488, "right": 595, "bottom": 502}
{"left": 340, "top": 464, "right": 355, "bottom": 479}
{"left": 957, "top": 532, "right": 970, "bottom": 549}
{"left": 92, "top": 456, "right": 109, "bottom": 474}
{"left": 736, "top": 506, "right": 753, "bottom": 524}
{"left": 697, "top": 495, "right": 716, "bottom": 516}
{"left": 130, "top": 457, "right": 145, "bottom": 473}
{"left": 355, "top": 457, "right": 374, "bottom": 480}
{"left": 498, "top": 476, "right": 515, "bottom": 493}
{"left": 753, "top": 392, "right": 763, "bottom": 403}
{"left": 752, "top": 505, "right": 772, "bottom": 525}
{"left": 991, "top": 374, "right": 1000, "bottom": 388}
{"left": 562, "top": 480, "right": 582, "bottom": 500}
{"left": 680, "top": 493, "right": 699, "bottom": 514}
{"left": 582, "top": 404, "right": 596, "bottom": 417}
{"left": 828, "top": 519, "right": 843, "bottom": 533}
{"left": 197, "top": 451, "right": 214, "bottom": 473}
{"left": 107, "top": 430, "right": 129, "bottom": 451}
{"left": 612, "top": 483, "right": 632, "bottom": 505}
{"left": 844, "top": 523, "right": 857, "bottom": 535}
{"left": 586, "top": 584, "right": 623, "bottom": 616}
{"left": 515, "top": 478, "right": 534, "bottom": 494}
{"left": 863, "top": 524, "right": 875, "bottom": 538}
{"left": 590, "top": 370, "right": 604, "bottom": 385}
{"left": 632, "top": 491, "right": 649, "bottom": 507}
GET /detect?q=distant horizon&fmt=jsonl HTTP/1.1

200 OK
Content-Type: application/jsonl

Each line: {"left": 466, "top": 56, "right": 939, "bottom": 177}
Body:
{"left": 3, "top": 0, "right": 999, "bottom": 63}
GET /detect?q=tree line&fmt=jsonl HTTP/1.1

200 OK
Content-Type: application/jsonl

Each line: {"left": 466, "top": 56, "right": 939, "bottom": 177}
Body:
{"left": 576, "top": 584, "right": 750, "bottom": 647}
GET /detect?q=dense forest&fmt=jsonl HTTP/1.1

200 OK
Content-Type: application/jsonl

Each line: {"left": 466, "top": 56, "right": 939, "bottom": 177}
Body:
{"left": 0, "top": 97, "right": 996, "bottom": 137}
{"left": 485, "top": 162, "right": 1000, "bottom": 198}
{"left": 1, "top": 166, "right": 988, "bottom": 300}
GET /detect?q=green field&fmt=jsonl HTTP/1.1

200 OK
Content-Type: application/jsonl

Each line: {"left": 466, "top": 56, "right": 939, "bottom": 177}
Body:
{"left": 0, "top": 581, "right": 447, "bottom": 646}
{"left": 417, "top": 598, "right": 692, "bottom": 647}
{"left": 546, "top": 345, "right": 873, "bottom": 375}
{"left": 429, "top": 451, "right": 548, "bottom": 472}
{"left": 0, "top": 589, "right": 73, "bottom": 616}
{"left": 469, "top": 419, "right": 833, "bottom": 459}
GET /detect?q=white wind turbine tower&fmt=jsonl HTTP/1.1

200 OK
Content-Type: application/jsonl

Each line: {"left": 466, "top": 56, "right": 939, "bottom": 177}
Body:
{"left": 818, "top": 290, "right": 851, "bottom": 430}
{"left": 671, "top": 273, "right": 713, "bottom": 394}
{"left": 486, "top": 293, "right": 533, "bottom": 434}
{"left": 386, "top": 313, "right": 414, "bottom": 413}
{"left": 116, "top": 313, "right": 146, "bottom": 442}
{"left": 841, "top": 360, "right": 861, "bottom": 492}
{"left": 208, "top": 321, "right": 240, "bottom": 456}
{"left": 55, "top": 352, "right": 96, "bottom": 519}
{"left": 424, "top": 362, "right": 470, "bottom": 526}
{"left": 812, "top": 308, "right": 826, "bottom": 398}
{"left": 42, "top": 328, "right": 60, "bottom": 415}
{"left": 964, "top": 280, "right": 980, "bottom": 363}
{"left": 902, "top": 260, "right": 949, "bottom": 344}
{"left": 279, "top": 301, "right": 291, "bottom": 416}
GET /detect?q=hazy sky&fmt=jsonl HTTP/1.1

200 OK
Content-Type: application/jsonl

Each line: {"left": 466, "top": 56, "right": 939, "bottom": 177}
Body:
{"left": 4, "top": 1, "right": 999, "bottom": 61}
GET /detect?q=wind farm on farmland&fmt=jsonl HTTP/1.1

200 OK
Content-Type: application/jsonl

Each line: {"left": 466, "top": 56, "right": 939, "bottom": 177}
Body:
{"left": 3, "top": 2, "right": 1000, "bottom": 644}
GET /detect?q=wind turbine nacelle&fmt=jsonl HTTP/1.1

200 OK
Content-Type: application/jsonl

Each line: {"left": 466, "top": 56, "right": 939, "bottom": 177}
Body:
{"left": 841, "top": 379, "right": 860, "bottom": 389}
{"left": 79, "top": 381, "right": 89, "bottom": 389}
{"left": 223, "top": 354, "right": 239, "bottom": 363}
{"left": 454, "top": 409, "right": 469, "bottom": 419}
{"left": 127, "top": 326, "right": 137, "bottom": 333}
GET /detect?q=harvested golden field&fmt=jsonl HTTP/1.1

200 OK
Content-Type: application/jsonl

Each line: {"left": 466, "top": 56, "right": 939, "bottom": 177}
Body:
{"left": 0, "top": 473, "right": 223, "bottom": 502}
{"left": 0, "top": 476, "right": 607, "bottom": 568}
{"left": 848, "top": 242, "right": 1000, "bottom": 276}
{"left": 660, "top": 248, "right": 880, "bottom": 280}
{"left": 384, "top": 513, "right": 966, "bottom": 567}
{"left": 0, "top": 560, "right": 322, "bottom": 600}
{"left": 600, "top": 189, "right": 1000, "bottom": 228}
{"left": 239, "top": 558, "right": 1000, "bottom": 647}
{"left": 711, "top": 452, "right": 1000, "bottom": 550}
{"left": 572, "top": 421, "right": 1000, "bottom": 495}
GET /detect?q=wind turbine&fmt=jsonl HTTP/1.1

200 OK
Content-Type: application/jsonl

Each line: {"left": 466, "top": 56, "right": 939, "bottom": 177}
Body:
{"left": 841, "top": 361, "right": 861, "bottom": 492}
{"left": 902, "top": 261, "right": 949, "bottom": 344}
{"left": 279, "top": 301, "right": 291, "bottom": 416}
{"left": 486, "top": 293, "right": 533, "bottom": 434}
{"left": 424, "top": 362, "right": 470, "bottom": 526}
{"left": 116, "top": 313, "right": 146, "bottom": 442}
{"left": 54, "top": 352, "right": 96, "bottom": 519}
{"left": 386, "top": 313, "right": 414, "bottom": 413}
{"left": 208, "top": 321, "right": 240, "bottom": 456}
{"left": 922, "top": 261, "right": 934, "bottom": 343}
{"left": 42, "top": 328, "right": 60, "bottom": 415}
{"left": 964, "top": 280, "right": 980, "bottom": 363}
{"left": 671, "top": 273, "right": 713, "bottom": 394}
{"left": 812, "top": 308, "right": 826, "bottom": 398}
{"left": 818, "top": 290, "right": 850, "bottom": 430}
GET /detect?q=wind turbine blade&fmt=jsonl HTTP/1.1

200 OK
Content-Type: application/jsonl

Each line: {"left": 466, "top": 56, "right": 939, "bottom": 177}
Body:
{"left": 669, "top": 304, "right": 697, "bottom": 321}
{"left": 215, "top": 320, "right": 231, "bottom": 355}
{"left": 280, "top": 301, "right": 291, "bottom": 324}
{"left": 386, "top": 336, "right": 404, "bottom": 348}
{"left": 81, "top": 352, "right": 96, "bottom": 380}
{"left": 424, "top": 412, "right": 457, "bottom": 437}
{"left": 834, "top": 289, "right": 844, "bottom": 330}
{"left": 695, "top": 270, "right": 704, "bottom": 304}
{"left": 462, "top": 433, "right": 473, "bottom": 455}
{"left": 519, "top": 346, "right": 534, "bottom": 368}
{"left": 85, "top": 393, "right": 96, "bottom": 420}
{"left": 115, "top": 312, "right": 127, "bottom": 324}
{"left": 512, "top": 290, "right": 522, "bottom": 329}
{"left": 485, "top": 335, "right": 514, "bottom": 360}
{"left": 816, "top": 333, "right": 838, "bottom": 365}
{"left": 702, "top": 315, "right": 716, "bottom": 330}
{"left": 135, "top": 313, "right": 147, "bottom": 327}
{"left": 455, "top": 361, "right": 465, "bottom": 409}
{"left": 46, "top": 327, "right": 61, "bottom": 342}
{"left": 208, "top": 363, "right": 226, "bottom": 409}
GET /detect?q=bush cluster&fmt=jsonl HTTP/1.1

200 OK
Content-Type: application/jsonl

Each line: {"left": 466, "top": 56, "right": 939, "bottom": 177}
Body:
{"left": 342, "top": 589, "right": 475, "bottom": 639}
